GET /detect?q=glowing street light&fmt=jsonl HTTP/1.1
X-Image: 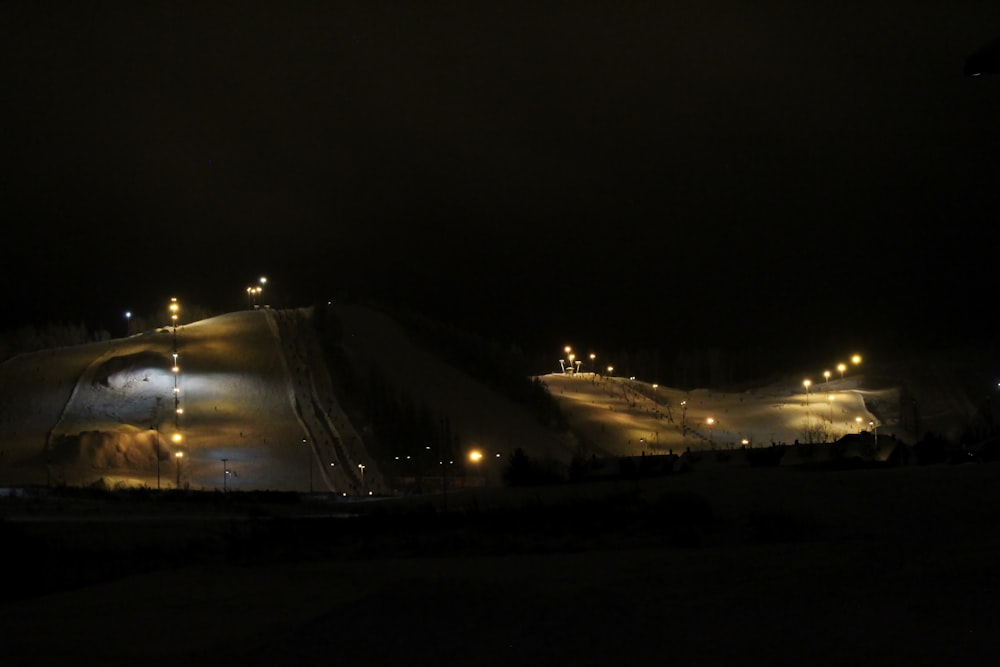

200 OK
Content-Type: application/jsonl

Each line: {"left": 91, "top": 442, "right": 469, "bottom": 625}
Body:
{"left": 824, "top": 370, "right": 831, "bottom": 384}
{"left": 169, "top": 298, "right": 180, "bottom": 351}
{"left": 469, "top": 449, "right": 484, "bottom": 486}
{"left": 607, "top": 365, "right": 614, "bottom": 377}
{"left": 855, "top": 416, "right": 863, "bottom": 432}
{"left": 852, "top": 354, "right": 862, "bottom": 366}
{"left": 125, "top": 311, "right": 131, "bottom": 337}
{"left": 706, "top": 417, "right": 716, "bottom": 447}
{"left": 837, "top": 363, "right": 847, "bottom": 381}
{"left": 175, "top": 451, "right": 184, "bottom": 487}
{"left": 803, "top": 379, "right": 812, "bottom": 406}
{"left": 257, "top": 276, "right": 267, "bottom": 307}
{"left": 358, "top": 463, "right": 366, "bottom": 486}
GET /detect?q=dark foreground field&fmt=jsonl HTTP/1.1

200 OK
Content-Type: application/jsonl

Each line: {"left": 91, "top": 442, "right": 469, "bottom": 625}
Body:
{"left": 2, "top": 461, "right": 999, "bottom": 666}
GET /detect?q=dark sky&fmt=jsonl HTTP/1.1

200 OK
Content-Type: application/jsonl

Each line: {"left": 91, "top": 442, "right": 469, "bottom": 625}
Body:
{"left": 4, "top": 2, "right": 1000, "bottom": 360}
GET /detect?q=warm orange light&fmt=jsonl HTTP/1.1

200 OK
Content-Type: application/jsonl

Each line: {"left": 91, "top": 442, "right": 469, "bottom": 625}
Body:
{"left": 469, "top": 449, "right": 483, "bottom": 463}
{"left": 171, "top": 433, "right": 183, "bottom": 444}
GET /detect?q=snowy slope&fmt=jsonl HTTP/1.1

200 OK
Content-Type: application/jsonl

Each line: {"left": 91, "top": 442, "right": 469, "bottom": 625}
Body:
{"left": 0, "top": 304, "right": 894, "bottom": 492}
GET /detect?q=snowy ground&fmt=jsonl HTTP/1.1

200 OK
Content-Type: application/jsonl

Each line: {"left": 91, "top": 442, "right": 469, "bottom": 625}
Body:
{"left": 539, "top": 371, "right": 887, "bottom": 457}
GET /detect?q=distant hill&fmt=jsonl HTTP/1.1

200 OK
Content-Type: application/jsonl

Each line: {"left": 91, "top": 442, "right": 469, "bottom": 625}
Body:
{"left": 1, "top": 304, "right": 996, "bottom": 493}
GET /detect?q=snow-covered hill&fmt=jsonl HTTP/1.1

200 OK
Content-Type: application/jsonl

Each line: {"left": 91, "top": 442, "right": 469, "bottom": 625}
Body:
{"left": 1, "top": 303, "right": 981, "bottom": 493}
{"left": 0, "top": 306, "right": 588, "bottom": 492}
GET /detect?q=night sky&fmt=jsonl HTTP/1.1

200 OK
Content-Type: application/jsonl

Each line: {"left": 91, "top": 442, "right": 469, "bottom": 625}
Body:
{"left": 4, "top": 2, "right": 1000, "bottom": 361}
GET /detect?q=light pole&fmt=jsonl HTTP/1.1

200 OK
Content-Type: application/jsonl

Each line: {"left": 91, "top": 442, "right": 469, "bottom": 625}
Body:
{"left": 800, "top": 379, "right": 812, "bottom": 441}
{"left": 125, "top": 311, "right": 131, "bottom": 337}
{"left": 175, "top": 451, "right": 183, "bottom": 488}
{"left": 221, "top": 458, "right": 229, "bottom": 492}
{"left": 358, "top": 463, "right": 366, "bottom": 489}
{"left": 469, "top": 449, "right": 484, "bottom": 486}
{"left": 169, "top": 298, "right": 179, "bottom": 351}
{"left": 837, "top": 363, "right": 847, "bottom": 381}
{"left": 824, "top": 370, "right": 831, "bottom": 384}
{"left": 706, "top": 417, "right": 716, "bottom": 448}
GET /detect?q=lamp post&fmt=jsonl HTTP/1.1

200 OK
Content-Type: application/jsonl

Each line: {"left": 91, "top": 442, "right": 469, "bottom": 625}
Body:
{"left": 125, "top": 311, "right": 131, "bottom": 337}
{"left": 706, "top": 417, "right": 716, "bottom": 448}
{"left": 175, "top": 451, "right": 183, "bottom": 488}
{"left": 837, "top": 363, "right": 847, "bottom": 381}
{"left": 168, "top": 298, "right": 180, "bottom": 352}
{"left": 469, "top": 449, "right": 484, "bottom": 486}
{"left": 358, "top": 462, "right": 366, "bottom": 490}
{"left": 824, "top": 370, "right": 831, "bottom": 384}
{"left": 221, "top": 458, "right": 229, "bottom": 492}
